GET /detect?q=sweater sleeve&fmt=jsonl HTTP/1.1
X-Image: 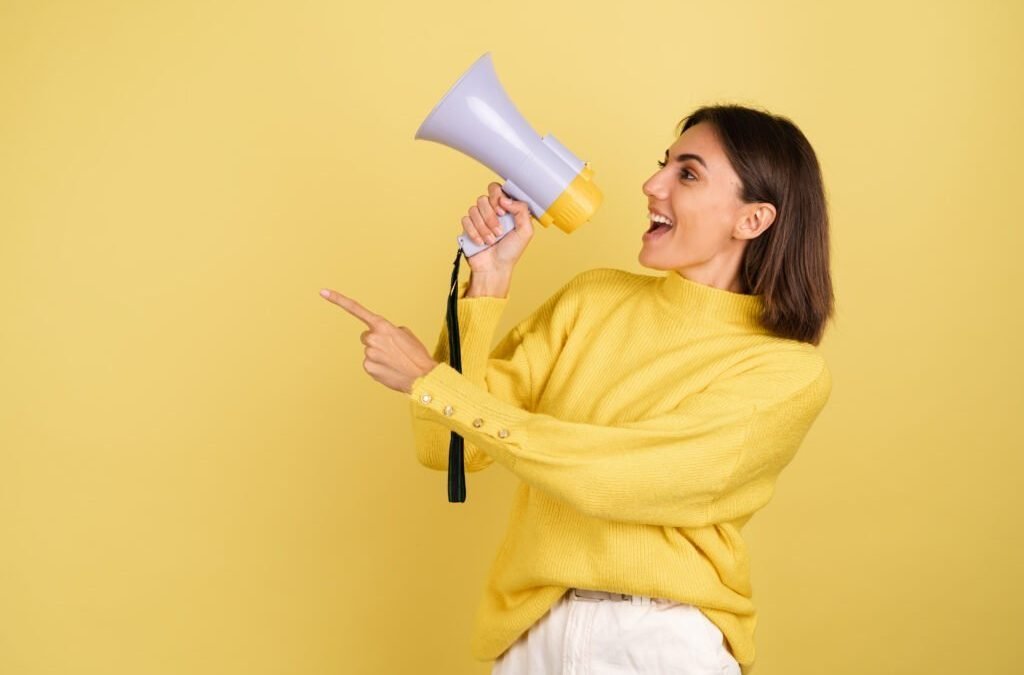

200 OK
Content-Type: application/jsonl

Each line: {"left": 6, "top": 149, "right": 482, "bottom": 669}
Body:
{"left": 409, "top": 274, "right": 579, "bottom": 473}
{"left": 407, "top": 356, "right": 832, "bottom": 528}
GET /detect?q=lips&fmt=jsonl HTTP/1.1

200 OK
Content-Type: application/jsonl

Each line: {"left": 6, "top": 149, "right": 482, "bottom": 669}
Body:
{"left": 643, "top": 220, "right": 674, "bottom": 243}
{"left": 646, "top": 220, "right": 672, "bottom": 234}
{"left": 645, "top": 206, "right": 675, "bottom": 241}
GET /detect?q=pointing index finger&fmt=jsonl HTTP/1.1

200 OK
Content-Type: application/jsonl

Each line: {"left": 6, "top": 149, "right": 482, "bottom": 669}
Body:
{"left": 320, "top": 289, "right": 385, "bottom": 328}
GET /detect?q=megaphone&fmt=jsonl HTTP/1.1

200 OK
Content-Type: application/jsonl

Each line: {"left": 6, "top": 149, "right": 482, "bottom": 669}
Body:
{"left": 413, "top": 53, "right": 603, "bottom": 504}
{"left": 414, "top": 52, "right": 603, "bottom": 257}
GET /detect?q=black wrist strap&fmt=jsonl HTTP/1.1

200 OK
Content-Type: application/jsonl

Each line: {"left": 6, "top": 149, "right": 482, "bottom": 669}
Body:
{"left": 445, "top": 245, "right": 466, "bottom": 503}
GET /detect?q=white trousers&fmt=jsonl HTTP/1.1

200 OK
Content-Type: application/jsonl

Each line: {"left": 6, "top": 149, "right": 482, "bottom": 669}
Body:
{"left": 491, "top": 588, "right": 742, "bottom": 675}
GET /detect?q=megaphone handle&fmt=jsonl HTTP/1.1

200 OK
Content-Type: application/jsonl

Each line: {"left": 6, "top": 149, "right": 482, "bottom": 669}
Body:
{"left": 457, "top": 211, "right": 518, "bottom": 258}
{"left": 457, "top": 179, "right": 531, "bottom": 257}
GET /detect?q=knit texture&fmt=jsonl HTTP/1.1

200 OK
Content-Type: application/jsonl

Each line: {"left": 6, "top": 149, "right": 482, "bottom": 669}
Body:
{"left": 407, "top": 267, "right": 832, "bottom": 670}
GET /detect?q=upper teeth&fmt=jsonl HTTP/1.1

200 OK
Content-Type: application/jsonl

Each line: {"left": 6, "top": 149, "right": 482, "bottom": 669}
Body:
{"left": 649, "top": 212, "right": 673, "bottom": 225}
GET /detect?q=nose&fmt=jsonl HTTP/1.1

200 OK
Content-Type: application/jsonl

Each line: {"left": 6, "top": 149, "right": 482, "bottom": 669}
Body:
{"left": 642, "top": 170, "right": 668, "bottom": 200}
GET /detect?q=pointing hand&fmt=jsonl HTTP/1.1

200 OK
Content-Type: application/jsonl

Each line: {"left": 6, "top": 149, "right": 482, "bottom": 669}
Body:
{"left": 319, "top": 288, "right": 438, "bottom": 394}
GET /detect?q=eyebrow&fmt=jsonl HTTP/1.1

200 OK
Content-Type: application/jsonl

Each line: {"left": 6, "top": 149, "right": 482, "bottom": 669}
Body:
{"left": 664, "top": 149, "right": 707, "bottom": 170}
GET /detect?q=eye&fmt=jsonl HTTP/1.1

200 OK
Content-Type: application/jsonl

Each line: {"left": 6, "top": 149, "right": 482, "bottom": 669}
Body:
{"left": 656, "top": 160, "right": 697, "bottom": 181}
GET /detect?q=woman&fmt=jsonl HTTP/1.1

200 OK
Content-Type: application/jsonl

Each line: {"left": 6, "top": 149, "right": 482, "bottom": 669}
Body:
{"left": 323, "top": 104, "right": 834, "bottom": 674}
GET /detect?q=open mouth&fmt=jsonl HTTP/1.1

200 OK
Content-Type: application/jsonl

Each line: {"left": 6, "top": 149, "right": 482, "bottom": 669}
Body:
{"left": 646, "top": 212, "right": 675, "bottom": 235}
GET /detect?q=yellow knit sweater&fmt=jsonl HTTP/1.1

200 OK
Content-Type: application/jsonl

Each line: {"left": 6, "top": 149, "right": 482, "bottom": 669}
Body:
{"left": 406, "top": 267, "right": 832, "bottom": 670}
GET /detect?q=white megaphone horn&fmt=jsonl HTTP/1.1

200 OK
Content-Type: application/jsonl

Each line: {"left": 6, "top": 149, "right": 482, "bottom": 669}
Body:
{"left": 414, "top": 52, "right": 603, "bottom": 257}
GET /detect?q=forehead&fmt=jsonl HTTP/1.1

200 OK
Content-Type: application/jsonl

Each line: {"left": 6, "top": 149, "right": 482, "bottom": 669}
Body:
{"left": 668, "top": 122, "right": 727, "bottom": 171}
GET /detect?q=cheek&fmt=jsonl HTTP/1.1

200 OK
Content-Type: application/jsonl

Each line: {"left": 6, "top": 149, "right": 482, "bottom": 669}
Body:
{"left": 672, "top": 194, "right": 735, "bottom": 243}
{"left": 667, "top": 203, "right": 703, "bottom": 240}
{"left": 669, "top": 193, "right": 705, "bottom": 228}
{"left": 664, "top": 218, "right": 726, "bottom": 259}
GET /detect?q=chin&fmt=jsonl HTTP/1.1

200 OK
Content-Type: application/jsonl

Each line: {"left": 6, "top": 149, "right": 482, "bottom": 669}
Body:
{"left": 637, "top": 248, "right": 665, "bottom": 270}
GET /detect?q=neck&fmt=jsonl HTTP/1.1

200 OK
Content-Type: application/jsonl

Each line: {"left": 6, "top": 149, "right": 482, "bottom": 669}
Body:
{"left": 655, "top": 268, "right": 764, "bottom": 329}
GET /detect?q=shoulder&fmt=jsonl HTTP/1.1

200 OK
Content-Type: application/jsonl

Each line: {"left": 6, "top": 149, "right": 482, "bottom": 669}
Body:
{"left": 744, "top": 349, "right": 832, "bottom": 442}
{"left": 567, "top": 266, "right": 649, "bottom": 287}
{"left": 561, "top": 267, "right": 651, "bottom": 302}
{"left": 717, "top": 343, "right": 831, "bottom": 412}
{"left": 522, "top": 268, "right": 645, "bottom": 334}
{"left": 526, "top": 266, "right": 682, "bottom": 332}
{"left": 537, "top": 267, "right": 649, "bottom": 318}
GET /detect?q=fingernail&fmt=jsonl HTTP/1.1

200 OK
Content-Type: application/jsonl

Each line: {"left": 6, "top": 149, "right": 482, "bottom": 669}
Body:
{"left": 319, "top": 289, "right": 330, "bottom": 298}
{"left": 497, "top": 208, "right": 505, "bottom": 215}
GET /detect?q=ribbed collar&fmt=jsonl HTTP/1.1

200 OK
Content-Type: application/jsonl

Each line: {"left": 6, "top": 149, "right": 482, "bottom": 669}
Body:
{"left": 656, "top": 268, "right": 764, "bottom": 329}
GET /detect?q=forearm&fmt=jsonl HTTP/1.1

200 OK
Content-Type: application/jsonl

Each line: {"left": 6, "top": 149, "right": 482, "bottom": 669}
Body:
{"left": 409, "top": 277, "right": 511, "bottom": 472}
{"left": 409, "top": 360, "right": 832, "bottom": 528}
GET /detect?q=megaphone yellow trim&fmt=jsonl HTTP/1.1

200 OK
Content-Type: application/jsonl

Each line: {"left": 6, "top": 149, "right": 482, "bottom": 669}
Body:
{"left": 536, "top": 163, "right": 603, "bottom": 234}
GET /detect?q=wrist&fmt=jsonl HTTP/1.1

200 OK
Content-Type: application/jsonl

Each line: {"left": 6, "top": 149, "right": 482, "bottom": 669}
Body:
{"left": 408, "top": 360, "right": 440, "bottom": 394}
{"left": 465, "top": 271, "right": 512, "bottom": 298}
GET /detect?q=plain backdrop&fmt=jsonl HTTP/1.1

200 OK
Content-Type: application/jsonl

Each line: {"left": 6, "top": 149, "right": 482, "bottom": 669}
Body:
{"left": 1, "top": 0, "right": 1020, "bottom": 673}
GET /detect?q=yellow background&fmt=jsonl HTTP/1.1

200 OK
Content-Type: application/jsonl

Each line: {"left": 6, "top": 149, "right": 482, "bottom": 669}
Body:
{"left": 1, "top": 0, "right": 1020, "bottom": 673}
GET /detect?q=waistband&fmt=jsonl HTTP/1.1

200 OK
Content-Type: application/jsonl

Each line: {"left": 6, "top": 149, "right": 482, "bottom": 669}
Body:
{"left": 569, "top": 587, "right": 676, "bottom": 607}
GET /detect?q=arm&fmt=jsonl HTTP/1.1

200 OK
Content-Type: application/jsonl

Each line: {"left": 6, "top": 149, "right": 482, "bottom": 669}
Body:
{"left": 408, "top": 356, "right": 833, "bottom": 528}
{"left": 409, "top": 272, "right": 579, "bottom": 472}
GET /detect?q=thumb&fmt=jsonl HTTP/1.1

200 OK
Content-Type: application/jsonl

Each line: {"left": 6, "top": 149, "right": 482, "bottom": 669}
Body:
{"left": 500, "top": 196, "right": 531, "bottom": 226}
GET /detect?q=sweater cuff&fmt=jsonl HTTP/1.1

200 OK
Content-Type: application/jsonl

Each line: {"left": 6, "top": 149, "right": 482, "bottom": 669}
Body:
{"left": 407, "top": 361, "right": 531, "bottom": 470}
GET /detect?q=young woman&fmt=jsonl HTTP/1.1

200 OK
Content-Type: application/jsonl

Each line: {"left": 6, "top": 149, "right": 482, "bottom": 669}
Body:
{"left": 324, "top": 103, "right": 834, "bottom": 674}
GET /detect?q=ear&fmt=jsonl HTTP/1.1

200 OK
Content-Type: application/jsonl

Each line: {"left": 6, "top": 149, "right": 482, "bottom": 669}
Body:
{"left": 736, "top": 202, "right": 776, "bottom": 240}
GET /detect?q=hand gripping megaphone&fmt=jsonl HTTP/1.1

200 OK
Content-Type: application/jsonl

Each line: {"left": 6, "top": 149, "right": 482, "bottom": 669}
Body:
{"left": 414, "top": 52, "right": 603, "bottom": 504}
{"left": 414, "top": 52, "right": 603, "bottom": 257}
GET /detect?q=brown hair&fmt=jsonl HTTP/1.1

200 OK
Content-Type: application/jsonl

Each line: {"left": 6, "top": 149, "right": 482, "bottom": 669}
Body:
{"left": 677, "top": 104, "right": 835, "bottom": 346}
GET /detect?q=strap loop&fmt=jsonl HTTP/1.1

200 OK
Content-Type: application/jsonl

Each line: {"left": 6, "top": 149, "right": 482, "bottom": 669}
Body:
{"left": 446, "top": 245, "right": 466, "bottom": 503}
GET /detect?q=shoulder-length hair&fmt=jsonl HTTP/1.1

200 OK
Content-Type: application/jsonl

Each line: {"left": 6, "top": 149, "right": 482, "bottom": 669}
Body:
{"left": 677, "top": 104, "right": 835, "bottom": 346}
